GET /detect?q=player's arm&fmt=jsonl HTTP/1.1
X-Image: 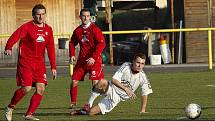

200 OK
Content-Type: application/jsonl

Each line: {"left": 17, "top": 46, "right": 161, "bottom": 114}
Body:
{"left": 69, "top": 32, "right": 78, "bottom": 60}
{"left": 139, "top": 73, "right": 152, "bottom": 113}
{"left": 91, "top": 28, "right": 106, "bottom": 60}
{"left": 46, "top": 28, "right": 56, "bottom": 69}
{"left": 5, "top": 25, "right": 26, "bottom": 55}
{"left": 46, "top": 28, "right": 57, "bottom": 79}
{"left": 112, "top": 78, "right": 136, "bottom": 99}
{"left": 140, "top": 95, "right": 148, "bottom": 113}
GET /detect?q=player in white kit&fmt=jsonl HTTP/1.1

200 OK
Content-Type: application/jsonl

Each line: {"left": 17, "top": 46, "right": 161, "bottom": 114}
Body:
{"left": 88, "top": 53, "right": 153, "bottom": 115}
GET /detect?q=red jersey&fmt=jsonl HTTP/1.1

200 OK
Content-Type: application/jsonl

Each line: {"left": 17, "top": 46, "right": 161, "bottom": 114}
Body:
{"left": 69, "top": 23, "right": 106, "bottom": 64}
{"left": 5, "top": 21, "right": 56, "bottom": 69}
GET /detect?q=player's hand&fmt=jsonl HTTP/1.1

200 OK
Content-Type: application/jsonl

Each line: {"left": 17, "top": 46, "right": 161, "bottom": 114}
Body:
{"left": 70, "top": 56, "right": 75, "bottom": 64}
{"left": 4, "top": 50, "right": 12, "bottom": 56}
{"left": 52, "top": 69, "right": 57, "bottom": 80}
{"left": 86, "top": 57, "right": 95, "bottom": 65}
{"left": 125, "top": 88, "right": 136, "bottom": 100}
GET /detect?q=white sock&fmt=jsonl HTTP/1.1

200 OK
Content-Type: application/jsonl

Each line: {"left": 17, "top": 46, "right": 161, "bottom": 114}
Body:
{"left": 87, "top": 91, "right": 100, "bottom": 107}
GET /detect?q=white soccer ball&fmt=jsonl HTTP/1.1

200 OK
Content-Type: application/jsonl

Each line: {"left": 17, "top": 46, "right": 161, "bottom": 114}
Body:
{"left": 185, "top": 103, "right": 202, "bottom": 120}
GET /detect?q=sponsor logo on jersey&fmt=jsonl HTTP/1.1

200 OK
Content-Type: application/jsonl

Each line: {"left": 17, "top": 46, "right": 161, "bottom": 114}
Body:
{"left": 91, "top": 71, "right": 96, "bottom": 77}
{"left": 81, "top": 31, "right": 89, "bottom": 43}
{"left": 36, "top": 35, "right": 45, "bottom": 42}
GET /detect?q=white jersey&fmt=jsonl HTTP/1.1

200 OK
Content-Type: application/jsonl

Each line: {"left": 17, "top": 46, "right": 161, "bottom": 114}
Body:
{"left": 112, "top": 62, "right": 153, "bottom": 100}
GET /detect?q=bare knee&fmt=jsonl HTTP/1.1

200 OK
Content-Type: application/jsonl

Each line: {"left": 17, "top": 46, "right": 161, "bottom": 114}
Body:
{"left": 36, "top": 88, "right": 45, "bottom": 95}
{"left": 92, "top": 80, "right": 99, "bottom": 86}
{"left": 21, "top": 86, "right": 32, "bottom": 93}
{"left": 71, "top": 80, "right": 79, "bottom": 87}
{"left": 36, "top": 83, "right": 45, "bottom": 95}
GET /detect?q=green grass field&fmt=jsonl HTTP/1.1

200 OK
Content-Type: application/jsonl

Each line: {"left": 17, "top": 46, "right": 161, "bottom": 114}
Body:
{"left": 1, "top": 71, "right": 215, "bottom": 121}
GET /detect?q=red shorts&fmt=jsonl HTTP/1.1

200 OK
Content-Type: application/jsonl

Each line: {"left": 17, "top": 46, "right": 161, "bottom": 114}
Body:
{"left": 16, "top": 59, "right": 47, "bottom": 86}
{"left": 72, "top": 62, "right": 104, "bottom": 81}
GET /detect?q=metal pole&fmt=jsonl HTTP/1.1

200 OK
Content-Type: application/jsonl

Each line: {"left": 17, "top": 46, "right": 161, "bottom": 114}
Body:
{"left": 105, "top": 0, "right": 113, "bottom": 65}
{"left": 170, "top": 0, "right": 175, "bottom": 64}
{"left": 178, "top": 20, "right": 183, "bottom": 64}
{"left": 208, "top": 30, "right": 213, "bottom": 70}
{"left": 207, "top": 0, "right": 213, "bottom": 70}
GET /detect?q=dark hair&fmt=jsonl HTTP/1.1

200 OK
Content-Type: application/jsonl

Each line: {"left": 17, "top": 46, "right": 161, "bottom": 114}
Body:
{"left": 32, "top": 4, "right": 46, "bottom": 16}
{"left": 80, "top": 8, "right": 91, "bottom": 16}
{"left": 133, "top": 53, "right": 146, "bottom": 61}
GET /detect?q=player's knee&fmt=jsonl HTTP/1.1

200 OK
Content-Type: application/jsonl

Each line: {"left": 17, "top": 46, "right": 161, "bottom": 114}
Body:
{"left": 22, "top": 86, "right": 32, "bottom": 93}
{"left": 36, "top": 89, "right": 45, "bottom": 95}
{"left": 72, "top": 80, "right": 79, "bottom": 87}
{"left": 36, "top": 86, "right": 45, "bottom": 95}
{"left": 92, "top": 80, "right": 99, "bottom": 86}
{"left": 92, "top": 79, "right": 108, "bottom": 94}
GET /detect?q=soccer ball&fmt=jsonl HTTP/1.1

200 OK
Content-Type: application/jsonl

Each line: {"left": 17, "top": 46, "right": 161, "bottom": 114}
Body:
{"left": 185, "top": 103, "right": 202, "bottom": 120}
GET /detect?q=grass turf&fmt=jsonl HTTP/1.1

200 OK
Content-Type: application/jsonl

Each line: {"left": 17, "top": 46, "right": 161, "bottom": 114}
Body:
{"left": 0, "top": 71, "right": 215, "bottom": 121}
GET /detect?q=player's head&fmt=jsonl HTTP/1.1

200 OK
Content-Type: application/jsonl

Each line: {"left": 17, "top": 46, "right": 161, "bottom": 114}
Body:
{"left": 132, "top": 53, "right": 146, "bottom": 72}
{"left": 32, "top": 4, "right": 46, "bottom": 24}
{"left": 79, "top": 8, "right": 91, "bottom": 25}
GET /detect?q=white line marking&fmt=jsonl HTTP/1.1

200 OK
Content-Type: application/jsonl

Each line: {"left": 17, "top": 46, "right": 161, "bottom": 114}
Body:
{"left": 176, "top": 116, "right": 187, "bottom": 120}
{"left": 207, "top": 85, "right": 215, "bottom": 87}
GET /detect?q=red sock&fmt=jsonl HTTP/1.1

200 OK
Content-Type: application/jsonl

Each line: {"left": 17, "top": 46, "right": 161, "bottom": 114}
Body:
{"left": 70, "top": 86, "right": 78, "bottom": 106}
{"left": 25, "top": 93, "right": 43, "bottom": 115}
{"left": 8, "top": 88, "right": 26, "bottom": 108}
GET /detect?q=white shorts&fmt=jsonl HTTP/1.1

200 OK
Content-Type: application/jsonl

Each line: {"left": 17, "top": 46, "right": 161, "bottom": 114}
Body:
{"left": 98, "top": 81, "right": 152, "bottom": 114}
{"left": 98, "top": 84, "right": 122, "bottom": 114}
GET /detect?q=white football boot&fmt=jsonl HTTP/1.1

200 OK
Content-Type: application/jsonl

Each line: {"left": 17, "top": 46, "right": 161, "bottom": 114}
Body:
{"left": 4, "top": 107, "right": 14, "bottom": 121}
{"left": 23, "top": 115, "right": 40, "bottom": 120}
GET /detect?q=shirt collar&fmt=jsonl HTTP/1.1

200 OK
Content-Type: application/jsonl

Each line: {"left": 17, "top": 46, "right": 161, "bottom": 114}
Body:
{"left": 82, "top": 22, "right": 91, "bottom": 29}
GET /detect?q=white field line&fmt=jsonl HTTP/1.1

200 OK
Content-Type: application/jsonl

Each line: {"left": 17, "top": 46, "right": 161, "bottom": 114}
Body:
{"left": 206, "top": 85, "right": 215, "bottom": 87}
{"left": 176, "top": 116, "right": 187, "bottom": 120}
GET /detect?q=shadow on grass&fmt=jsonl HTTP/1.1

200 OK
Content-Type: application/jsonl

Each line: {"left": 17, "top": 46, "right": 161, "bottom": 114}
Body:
{"left": 1, "top": 107, "right": 214, "bottom": 121}
{"left": 15, "top": 112, "right": 70, "bottom": 116}
{"left": 0, "top": 106, "right": 82, "bottom": 110}
{"left": 88, "top": 119, "right": 213, "bottom": 121}
{"left": 151, "top": 106, "right": 215, "bottom": 110}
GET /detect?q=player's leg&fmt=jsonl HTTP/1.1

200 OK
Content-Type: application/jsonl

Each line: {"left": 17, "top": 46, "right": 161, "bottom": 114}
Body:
{"left": 6, "top": 86, "right": 32, "bottom": 109}
{"left": 5, "top": 64, "right": 32, "bottom": 121}
{"left": 70, "top": 80, "right": 79, "bottom": 109}
{"left": 5, "top": 86, "right": 31, "bottom": 121}
{"left": 87, "top": 80, "right": 100, "bottom": 108}
{"left": 92, "top": 79, "right": 109, "bottom": 94}
{"left": 23, "top": 63, "right": 46, "bottom": 120}
{"left": 70, "top": 66, "right": 85, "bottom": 115}
{"left": 86, "top": 64, "right": 104, "bottom": 108}
{"left": 78, "top": 85, "right": 100, "bottom": 115}
{"left": 90, "top": 87, "right": 121, "bottom": 115}
{"left": 24, "top": 83, "right": 45, "bottom": 120}
{"left": 87, "top": 79, "right": 109, "bottom": 107}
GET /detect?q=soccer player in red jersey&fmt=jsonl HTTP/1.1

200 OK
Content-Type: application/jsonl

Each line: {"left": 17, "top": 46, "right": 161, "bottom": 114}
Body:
{"left": 4, "top": 4, "right": 57, "bottom": 121}
{"left": 69, "top": 8, "right": 106, "bottom": 115}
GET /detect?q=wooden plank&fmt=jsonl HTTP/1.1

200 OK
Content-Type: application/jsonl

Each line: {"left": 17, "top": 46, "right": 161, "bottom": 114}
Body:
{"left": 185, "top": 0, "right": 207, "bottom": 3}
{"left": 184, "top": 10, "right": 208, "bottom": 14}
{"left": 185, "top": 3, "right": 207, "bottom": 7}
{"left": 113, "top": 0, "right": 154, "bottom": 1}
{"left": 184, "top": 0, "right": 209, "bottom": 62}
